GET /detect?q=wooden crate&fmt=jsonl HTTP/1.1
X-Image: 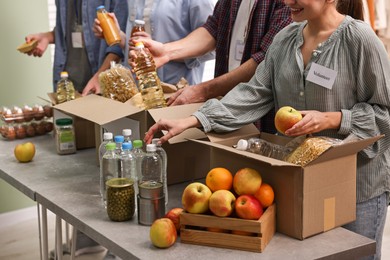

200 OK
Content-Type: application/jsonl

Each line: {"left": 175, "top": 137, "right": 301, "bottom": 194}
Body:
{"left": 180, "top": 204, "right": 276, "bottom": 252}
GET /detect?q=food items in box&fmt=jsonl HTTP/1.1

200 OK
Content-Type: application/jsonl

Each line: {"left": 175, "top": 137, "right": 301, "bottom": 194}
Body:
{"left": 99, "top": 62, "right": 139, "bottom": 102}
{"left": 285, "top": 136, "right": 343, "bottom": 166}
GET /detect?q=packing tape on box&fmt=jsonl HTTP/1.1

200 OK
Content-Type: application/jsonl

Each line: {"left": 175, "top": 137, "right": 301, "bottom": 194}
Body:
{"left": 324, "top": 197, "right": 336, "bottom": 231}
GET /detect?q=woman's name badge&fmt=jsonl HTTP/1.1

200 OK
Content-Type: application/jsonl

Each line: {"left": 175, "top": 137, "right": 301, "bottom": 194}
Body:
{"left": 306, "top": 63, "right": 337, "bottom": 89}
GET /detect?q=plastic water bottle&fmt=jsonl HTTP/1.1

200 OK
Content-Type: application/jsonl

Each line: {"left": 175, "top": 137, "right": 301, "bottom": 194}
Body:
{"left": 138, "top": 144, "right": 165, "bottom": 225}
{"left": 100, "top": 142, "right": 119, "bottom": 207}
{"left": 132, "top": 140, "right": 145, "bottom": 181}
{"left": 56, "top": 71, "right": 76, "bottom": 104}
{"left": 122, "top": 129, "right": 133, "bottom": 144}
{"left": 152, "top": 138, "right": 168, "bottom": 208}
{"left": 114, "top": 135, "right": 125, "bottom": 155}
{"left": 98, "top": 132, "right": 113, "bottom": 167}
{"left": 133, "top": 42, "right": 166, "bottom": 109}
{"left": 120, "top": 142, "right": 136, "bottom": 179}
{"left": 236, "top": 138, "right": 292, "bottom": 160}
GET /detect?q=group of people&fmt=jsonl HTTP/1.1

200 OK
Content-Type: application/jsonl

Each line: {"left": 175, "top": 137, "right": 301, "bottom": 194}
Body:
{"left": 24, "top": 0, "right": 389, "bottom": 260}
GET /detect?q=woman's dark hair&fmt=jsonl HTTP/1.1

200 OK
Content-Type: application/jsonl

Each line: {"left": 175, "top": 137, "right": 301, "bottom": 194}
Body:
{"left": 337, "top": 0, "right": 364, "bottom": 21}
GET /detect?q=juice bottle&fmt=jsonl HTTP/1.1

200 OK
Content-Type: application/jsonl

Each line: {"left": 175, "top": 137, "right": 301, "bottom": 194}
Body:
{"left": 56, "top": 71, "right": 76, "bottom": 104}
{"left": 133, "top": 42, "right": 166, "bottom": 109}
{"left": 131, "top": 20, "right": 145, "bottom": 36}
{"left": 96, "top": 6, "right": 121, "bottom": 46}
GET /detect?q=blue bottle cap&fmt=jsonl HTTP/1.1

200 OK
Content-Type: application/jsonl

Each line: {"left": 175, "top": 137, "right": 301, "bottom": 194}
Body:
{"left": 122, "top": 142, "right": 133, "bottom": 150}
{"left": 114, "top": 135, "right": 124, "bottom": 143}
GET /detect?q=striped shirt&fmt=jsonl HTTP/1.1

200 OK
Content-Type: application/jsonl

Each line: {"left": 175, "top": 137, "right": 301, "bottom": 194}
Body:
{"left": 194, "top": 16, "right": 390, "bottom": 203}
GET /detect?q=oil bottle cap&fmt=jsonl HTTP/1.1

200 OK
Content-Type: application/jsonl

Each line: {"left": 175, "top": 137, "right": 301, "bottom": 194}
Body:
{"left": 134, "top": 20, "right": 145, "bottom": 25}
{"left": 135, "top": 42, "right": 144, "bottom": 48}
{"left": 96, "top": 5, "right": 105, "bottom": 11}
{"left": 60, "top": 71, "right": 69, "bottom": 78}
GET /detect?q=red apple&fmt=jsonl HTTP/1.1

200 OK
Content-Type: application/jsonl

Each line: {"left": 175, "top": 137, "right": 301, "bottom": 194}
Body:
{"left": 209, "top": 190, "right": 236, "bottom": 217}
{"left": 14, "top": 142, "right": 36, "bottom": 163}
{"left": 164, "top": 207, "right": 184, "bottom": 232}
{"left": 274, "top": 106, "right": 303, "bottom": 135}
{"left": 149, "top": 218, "right": 177, "bottom": 248}
{"left": 182, "top": 182, "right": 212, "bottom": 214}
{"left": 235, "top": 195, "right": 263, "bottom": 220}
{"left": 233, "top": 168, "right": 262, "bottom": 196}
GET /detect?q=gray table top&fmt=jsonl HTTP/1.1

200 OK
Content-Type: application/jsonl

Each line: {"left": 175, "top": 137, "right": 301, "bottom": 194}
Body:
{"left": 0, "top": 135, "right": 376, "bottom": 259}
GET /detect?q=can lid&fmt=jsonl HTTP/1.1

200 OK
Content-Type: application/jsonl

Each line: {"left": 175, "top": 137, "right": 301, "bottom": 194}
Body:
{"left": 56, "top": 118, "right": 73, "bottom": 126}
{"left": 106, "top": 178, "right": 133, "bottom": 188}
{"left": 133, "top": 140, "right": 143, "bottom": 148}
{"left": 96, "top": 5, "right": 105, "bottom": 10}
{"left": 122, "top": 142, "right": 133, "bottom": 150}
{"left": 105, "top": 142, "right": 116, "bottom": 150}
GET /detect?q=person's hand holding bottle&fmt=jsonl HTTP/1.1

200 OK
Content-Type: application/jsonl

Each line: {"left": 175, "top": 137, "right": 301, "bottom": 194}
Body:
{"left": 128, "top": 38, "right": 169, "bottom": 70}
{"left": 92, "top": 12, "right": 126, "bottom": 49}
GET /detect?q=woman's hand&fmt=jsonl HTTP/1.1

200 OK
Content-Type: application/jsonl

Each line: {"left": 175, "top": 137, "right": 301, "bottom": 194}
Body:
{"left": 144, "top": 116, "right": 200, "bottom": 144}
{"left": 284, "top": 110, "right": 342, "bottom": 136}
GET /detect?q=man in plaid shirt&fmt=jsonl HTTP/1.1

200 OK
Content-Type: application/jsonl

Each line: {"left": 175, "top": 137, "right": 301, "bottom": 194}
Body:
{"left": 130, "top": 0, "right": 292, "bottom": 133}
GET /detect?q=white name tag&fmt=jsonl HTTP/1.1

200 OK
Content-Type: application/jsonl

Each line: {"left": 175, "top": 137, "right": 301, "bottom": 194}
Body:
{"left": 72, "top": 32, "right": 83, "bottom": 48}
{"left": 306, "top": 63, "right": 337, "bottom": 89}
{"left": 235, "top": 40, "right": 245, "bottom": 61}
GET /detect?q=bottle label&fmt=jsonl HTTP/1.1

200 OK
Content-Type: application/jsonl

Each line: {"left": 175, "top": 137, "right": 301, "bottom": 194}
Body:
{"left": 59, "top": 130, "right": 75, "bottom": 150}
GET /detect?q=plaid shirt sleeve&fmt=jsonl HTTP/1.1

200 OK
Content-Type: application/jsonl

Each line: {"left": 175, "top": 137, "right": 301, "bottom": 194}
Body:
{"left": 250, "top": 0, "right": 292, "bottom": 64}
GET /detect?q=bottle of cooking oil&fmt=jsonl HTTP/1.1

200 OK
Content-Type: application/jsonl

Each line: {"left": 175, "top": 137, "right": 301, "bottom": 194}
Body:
{"left": 133, "top": 42, "right": 166, "bottom": 110}
{"left": 56, "top": 71, "right": 76, "bottom": 104}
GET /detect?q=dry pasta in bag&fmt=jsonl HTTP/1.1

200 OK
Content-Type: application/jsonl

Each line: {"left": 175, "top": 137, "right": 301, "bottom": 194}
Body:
{"left": 99, "top": 62, "right": 139, "bottom": 102}
{"left": 285, "top": 136, "right": 343, "bottom": 166}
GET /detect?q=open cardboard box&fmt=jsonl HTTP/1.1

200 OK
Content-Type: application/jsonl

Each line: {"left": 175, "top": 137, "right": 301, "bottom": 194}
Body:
{"left": 52, "top": 94, "right": 381, "bottom": 240}
{"left": 191, "top": 128, "right": 382, "bottom": 240}
{"left": 48, "top": 93, "right": 96, "bottom": 150}
{"left": 52, "top": 94, "right": 212, "bottom": 185}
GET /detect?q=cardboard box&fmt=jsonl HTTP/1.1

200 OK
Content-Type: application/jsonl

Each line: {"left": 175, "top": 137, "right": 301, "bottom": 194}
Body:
{"left": 180, "top": 203, "right": 276, "bottom": 252}
{"left": 48, "top": 93, "right": 95, "bottom": 150}
{"left": 52, "top": 94, "right": 211, "bottom": 185}
{"left": 190, "top": 131, "right": 381, "bottom": 240}
{"left": 52, "top": 94, "right": 381, "bottom": 239}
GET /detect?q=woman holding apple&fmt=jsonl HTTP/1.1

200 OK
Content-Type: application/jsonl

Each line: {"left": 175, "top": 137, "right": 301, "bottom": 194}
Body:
{"left": 145, "top": 0, "right": 390, "bottom": 258}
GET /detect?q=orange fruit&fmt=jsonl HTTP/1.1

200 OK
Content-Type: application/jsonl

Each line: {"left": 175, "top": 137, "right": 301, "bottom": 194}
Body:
{"left": 254, "top": 183, "right": 274, "bottom": 208}
{"left": 205, "top": 167, "right": 233, "bottom": 192}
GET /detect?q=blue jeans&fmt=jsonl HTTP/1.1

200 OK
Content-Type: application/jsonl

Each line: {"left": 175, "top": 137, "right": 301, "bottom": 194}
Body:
{"left": 343, "top": 192, "right": 389, "bottom": 260}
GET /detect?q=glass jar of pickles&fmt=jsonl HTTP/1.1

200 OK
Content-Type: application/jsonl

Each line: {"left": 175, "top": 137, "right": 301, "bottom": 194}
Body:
{"left": 106, "top": 178, "right": 135, "bottom": 221}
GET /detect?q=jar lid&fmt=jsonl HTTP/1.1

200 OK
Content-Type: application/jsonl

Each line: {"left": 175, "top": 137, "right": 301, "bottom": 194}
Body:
{"left": 106, "top": 178, "right": 134, "bottom": 188}
{"left": 56, "top": 118, "right": 73, "bottom": 126}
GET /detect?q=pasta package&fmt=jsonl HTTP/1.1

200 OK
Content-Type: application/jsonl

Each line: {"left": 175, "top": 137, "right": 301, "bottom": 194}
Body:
{"left": 285, "top": 136, "right": 343, "bottom": 166}
{"left": 99, "top": 62, "right": 139, "bottom": 102}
